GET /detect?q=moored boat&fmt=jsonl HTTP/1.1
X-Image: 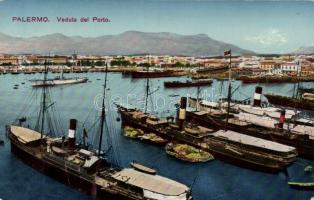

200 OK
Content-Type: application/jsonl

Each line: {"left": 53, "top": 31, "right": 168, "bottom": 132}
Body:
{"left": 117, "top": 101, "right": 298, "bottom": 173}
{"left": 123, "top": 126, "right": 168, "bottom": 145}
{"left": 31, "top": 77, "right": 88, "bottom": 87}
{"left": 164, "top": 79, "right": 213, "bottom": 88}
{"left": 186, "top": 98, "right": 314, "bottom": 159}
{"left": 288, "top": 182, "right": 314, "bottom": 190}
{"left": 131, "top": 69, "right": 184, "bottom": 78}
{"left": 165, "top": 142, "right": 214, "bottom": 163}
{"left": 265, "top": 94, "right": 314, "bottom": 111}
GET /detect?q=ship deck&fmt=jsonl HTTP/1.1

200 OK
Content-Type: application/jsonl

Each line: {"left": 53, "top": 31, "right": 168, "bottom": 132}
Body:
{"left": 213, "top": 130, "right": 296, "bottom": 153}
{"left": 112, "top": 168, "right": 189, "bottom": 196}
{"left": 10, "top": 126, "right": 44, "bottom": 144}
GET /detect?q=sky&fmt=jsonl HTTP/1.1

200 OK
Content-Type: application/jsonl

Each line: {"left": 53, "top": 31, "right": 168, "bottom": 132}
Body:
{"left": 0, "top": 0, "right": 313, "bottom": 54}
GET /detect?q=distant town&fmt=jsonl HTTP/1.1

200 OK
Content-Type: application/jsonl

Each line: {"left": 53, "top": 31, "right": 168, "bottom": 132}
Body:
{"left": 1, "top": 54, "right": 314, "bottom": 81}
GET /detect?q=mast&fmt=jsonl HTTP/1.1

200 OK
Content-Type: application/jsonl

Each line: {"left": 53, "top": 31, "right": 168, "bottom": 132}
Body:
{"left": 97, "top": 60, "right": 108, "bottom": 157}
{"left": 293, "top": 57, "right": 302, "bottom": 126}
{"left": 144, "top": 55, "right": 150, "bottom": 113}
{"left": 295, "top": 58, "right": 302, "bottom": 99}
{"left": 61, "top": 65, "right": 64, "bottom": 80}
{"left": 224, "top": 49, "right": 232, "bottom": 131}
{"left": 40, "top": 59, "right": 48, "bottom": 138}
{"left": 196, "top": 63, "right": 201, "bottom": 111}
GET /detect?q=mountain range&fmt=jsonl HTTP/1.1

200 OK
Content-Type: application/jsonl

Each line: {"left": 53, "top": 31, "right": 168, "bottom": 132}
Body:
{"left": 294, "top": 45, "right": 314, "bottom": 54}
{"left": 0, "top": 31, "right": 255, "bottom": 56}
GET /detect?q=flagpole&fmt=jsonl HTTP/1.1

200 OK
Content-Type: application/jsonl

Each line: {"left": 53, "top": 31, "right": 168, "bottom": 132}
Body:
{"left": 224, "top": 49, "right": 232, "bottom": 131}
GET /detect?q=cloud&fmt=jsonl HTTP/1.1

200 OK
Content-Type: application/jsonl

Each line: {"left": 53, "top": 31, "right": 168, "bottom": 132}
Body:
{"left": 245, "top": 29, "right": 287, "bottom": 45}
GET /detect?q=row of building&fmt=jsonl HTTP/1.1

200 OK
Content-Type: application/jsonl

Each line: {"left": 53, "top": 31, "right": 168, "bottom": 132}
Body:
{"left": 1, "top": 54, "right": 314, "bottom": 76}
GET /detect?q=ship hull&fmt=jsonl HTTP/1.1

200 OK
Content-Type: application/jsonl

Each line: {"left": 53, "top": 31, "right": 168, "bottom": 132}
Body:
{"left": 10, "top": 138, "right": 139, "bottom": 200}
{"left": 265, "top": 94, "right": 314, "bottom": 111}
{"left": 288, "top": 182, "right": 314, "bottom": 191}
{"left": 185, "top": 111, "right": 314, "bottom": 159}
{"left": 32, "top": 78, "right": 88, "bottom": 87}
{"left": 118, "top": 109, "right": 292, "bottom": 173}
{"left": 131, "top": 71, "right": 182, "bottom": 78}
{"left": 164, "top": 81, "right": 212, "bottom": 88}
{"left": 196, "top": 66, "right": 228, "bottom": 73}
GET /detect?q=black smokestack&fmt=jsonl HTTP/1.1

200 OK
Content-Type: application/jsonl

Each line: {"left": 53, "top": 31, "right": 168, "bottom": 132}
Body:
{"left": 68, "top": 119, "right": 77, "bottom": 149}
{"left": 253, "top": 86, "right": 262, "bottom": 107}
{"left": 177, "top": 97, "right": 187, "bottom": 131}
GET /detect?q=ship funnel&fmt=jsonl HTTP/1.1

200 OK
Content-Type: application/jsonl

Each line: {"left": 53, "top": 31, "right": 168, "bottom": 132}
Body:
{"left": 253, "top": 87, "right": 262, "bottom": 107}
{"left": 278, "top": 110, "right": 285, "bottom": 129}
{"left": 68, "top": 119, "right": 77, "bottom": 149}
{"left": 177, "top": 97, "right": 187, "bottom": 131}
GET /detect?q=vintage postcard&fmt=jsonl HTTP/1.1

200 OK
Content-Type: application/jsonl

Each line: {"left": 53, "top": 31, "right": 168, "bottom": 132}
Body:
{"left": 0, "top": 0, "right": 314, "bottom": 200}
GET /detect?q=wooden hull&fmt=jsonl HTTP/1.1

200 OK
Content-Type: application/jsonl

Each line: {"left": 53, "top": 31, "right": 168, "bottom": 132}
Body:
{"left": 118, "top": 109, "right": 294, "bottom": 173}
{"left": 164, "top": 81, "right": 212, "bottom": 88}
{"left": 265, "top": 94, "right": 314, "bottom": 111}
{"left": 131, "top": 71, "right": 182, "bottom": 78}
{"left": 32, "top": 78, "right": 88, "bottom": 87}
{"left": 288, "top": 182, "right": 314, "bottom": 191}
{"left": 10, "top": 137, "right": 142, "bottom": 200}
{"left": 185, "top": 111, "right": 314, "bottom": 159}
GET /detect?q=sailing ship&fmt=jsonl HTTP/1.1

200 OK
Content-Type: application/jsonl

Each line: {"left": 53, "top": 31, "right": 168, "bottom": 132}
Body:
{"left": 117, "top": 50, "right": 298, "bottom": 173}
{"left": 31, "top": 65, "right": 88, "bottom": 87}
{"left": 8, "top": 61, "right": 192, "bottom": 200}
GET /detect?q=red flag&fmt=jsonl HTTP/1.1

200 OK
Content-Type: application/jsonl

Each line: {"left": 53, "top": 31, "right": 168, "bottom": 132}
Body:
{"left": 224, "top": 49, "right": 231, "bottom": 56}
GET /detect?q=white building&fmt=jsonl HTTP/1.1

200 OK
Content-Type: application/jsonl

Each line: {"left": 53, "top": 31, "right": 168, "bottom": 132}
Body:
{"left": 280, "top": 61, "right": 299, "bottom": 75}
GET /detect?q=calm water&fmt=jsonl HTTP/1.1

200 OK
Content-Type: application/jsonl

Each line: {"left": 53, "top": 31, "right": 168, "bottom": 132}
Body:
{"left": 0, "top": 72, "right": 314, "bottom": 200}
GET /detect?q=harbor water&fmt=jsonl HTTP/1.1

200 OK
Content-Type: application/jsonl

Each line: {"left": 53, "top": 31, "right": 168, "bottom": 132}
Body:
{"left": 1, "top": 72, "right": 314, "bottom": 200}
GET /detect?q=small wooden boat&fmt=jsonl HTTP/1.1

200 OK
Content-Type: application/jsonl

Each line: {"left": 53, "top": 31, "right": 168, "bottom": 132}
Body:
{"left": 138, "top": 133, "right": 168, "bottom": 145}
{"left": 165, "top": 142, "right": 214, "bottom": 163}
{"left": 123, "top": 126, "right": 144, "bottom": 138}
{"left": 288, "top": 182, "right": 314, "bottom": 190}
{"left": 130, "top": 162, "right": 157, "bottom": 175}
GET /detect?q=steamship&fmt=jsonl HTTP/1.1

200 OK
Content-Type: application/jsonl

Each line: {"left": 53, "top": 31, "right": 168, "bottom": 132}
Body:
{"left": 31, "top": 63, "right": 88, "bottom": 87}
{"left": 131, "top": 69, "right": 184, "bottom": 78}
{"left": 186, "top": 87, "right": 314, "bottom": 159}
{"left": 31, "top": 77, "right": 88, "bottom": 87}
{"left": 117, "top": 97, "right": 297, "bottom": 173}
{"left": 164, "top": 79, "right": 213, "bottom": 88}
{"left": 8, "top": 62, "right": 192, "bottom": 200}
{"left": 264, "top": 94, "right": 314, "bottom": 111}
{"left": 263, "top": 59, "right": 314, "bottom": 111}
